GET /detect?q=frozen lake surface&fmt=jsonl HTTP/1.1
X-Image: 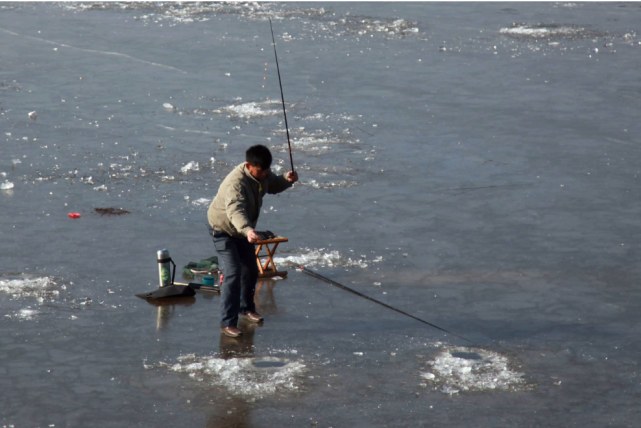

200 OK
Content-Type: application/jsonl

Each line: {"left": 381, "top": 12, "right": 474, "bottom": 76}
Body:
{"left": 1, "top": 2, "right": 641, "bottom": 427}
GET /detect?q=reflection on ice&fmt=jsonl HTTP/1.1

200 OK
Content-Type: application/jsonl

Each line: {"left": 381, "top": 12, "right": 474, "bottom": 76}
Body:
{"left": 151, "top": 354, "right": 306, "bottom": 398}
{"left": 420, "top": 346, "right": 529, "bottom": 394}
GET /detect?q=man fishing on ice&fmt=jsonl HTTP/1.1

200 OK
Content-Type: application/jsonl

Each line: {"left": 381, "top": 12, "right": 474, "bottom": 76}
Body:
{"left": 207, "top": 145, "right": 298, "bottom": 338}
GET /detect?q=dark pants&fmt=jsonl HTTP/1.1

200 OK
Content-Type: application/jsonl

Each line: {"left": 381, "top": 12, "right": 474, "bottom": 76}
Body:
{"left": 210, "top": 227, "right": 258, "bottom": 328}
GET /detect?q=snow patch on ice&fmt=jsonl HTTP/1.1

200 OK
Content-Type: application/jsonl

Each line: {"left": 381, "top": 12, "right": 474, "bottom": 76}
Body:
{"left": 59, "top": 3, "right": 418, "bottom": 43}
{"left": 274, "top": 248, "right": 382, "bottom": 269}
{"left": 5, "top": 308, "right": 39, "bottom": 321}
{"left": 293, "top": 135, "right": 341, "bottom": 147}
{"left": 500, "top": 24, "right": 602, "bottom": 40}
{"left": 180, "top": 161, "right": 200, "bottom": 174}
{"left": 191, "top": 197, "right": 212, "bottom": 207}
{"left": 299, "top": 113, "right": 357, "bottom": 122}
{"left": 421, "top": 346, "right": 529, "bottom": 394}
{"left": 214, "top": 101, "right": 281, "bottom": 120}
{"left": 299, "top": 179, "right": 358, "bottom": 189}
{"left": 150, "top": 354, "right": 306, "bottom": 397}
{"left": 0, "top": 276, "right": 58, "bottom": 300}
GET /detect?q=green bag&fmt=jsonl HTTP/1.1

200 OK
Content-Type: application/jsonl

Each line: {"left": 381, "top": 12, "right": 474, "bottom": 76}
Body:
{"left": 182, "top": 256, "right": 219, "bottom": 278}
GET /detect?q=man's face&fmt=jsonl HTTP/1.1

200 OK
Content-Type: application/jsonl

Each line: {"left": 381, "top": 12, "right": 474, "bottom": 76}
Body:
{"left": 246, "top": 162, "right": 270, "bottom": 181}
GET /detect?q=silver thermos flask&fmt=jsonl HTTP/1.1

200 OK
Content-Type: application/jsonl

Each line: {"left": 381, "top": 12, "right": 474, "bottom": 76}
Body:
{"left": 157, "top": 249, "right": 172, "bottom": 288}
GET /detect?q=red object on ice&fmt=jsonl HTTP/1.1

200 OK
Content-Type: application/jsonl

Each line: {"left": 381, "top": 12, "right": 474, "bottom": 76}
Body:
{"left": 68, "top": 213, "right": 81, "bottom": 219}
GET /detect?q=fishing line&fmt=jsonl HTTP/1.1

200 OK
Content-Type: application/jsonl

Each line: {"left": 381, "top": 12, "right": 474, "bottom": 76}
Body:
{"left": 299, "top": 265, "right": 477, "bottom": 345}
{"left": 268, "top": 18, "right": 295, "bottom": 172}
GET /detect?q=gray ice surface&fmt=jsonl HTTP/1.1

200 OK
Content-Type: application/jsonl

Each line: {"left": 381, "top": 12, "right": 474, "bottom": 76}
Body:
{"left": 1, "top": 2, "right": 641, "bottom": 427}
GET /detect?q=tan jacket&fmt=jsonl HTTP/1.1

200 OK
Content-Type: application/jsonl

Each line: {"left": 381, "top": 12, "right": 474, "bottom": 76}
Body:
{"left": 207, "top": 163, "right": 292, "bottom": 238}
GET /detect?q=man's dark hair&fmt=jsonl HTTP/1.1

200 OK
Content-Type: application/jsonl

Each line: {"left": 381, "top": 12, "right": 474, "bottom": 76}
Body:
{"left": 245, "top": 145, "right": 272, "bottom": 169}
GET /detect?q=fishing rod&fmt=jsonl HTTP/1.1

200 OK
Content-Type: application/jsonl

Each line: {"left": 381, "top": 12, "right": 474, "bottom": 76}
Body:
{"left": 298, "top": 265, "right": 477, "bottom": 345}
{"left": 268, "top": 18, "right": 295, "bottom": 172}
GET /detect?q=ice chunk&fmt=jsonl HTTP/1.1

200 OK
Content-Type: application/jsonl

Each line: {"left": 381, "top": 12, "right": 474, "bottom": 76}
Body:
{"left": 192, "top": 197, "right": 212, "bottom": 206}
{"left": 28, "top": 111, "right": 37, "bottom": 120}
{"left": 441, "top": 385, "right": 459, "bottom": 395}
{"left": 163, "top": 103, "right": 175, "bottom": 110}
{"left": 93, "top": 184, "right": 108, "bottom": 191}
{"left": 1, "top": 181, "right": 14, "bottom": 190}
{"left": 181, "top": 161, "right": 200, "bottom": 173}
